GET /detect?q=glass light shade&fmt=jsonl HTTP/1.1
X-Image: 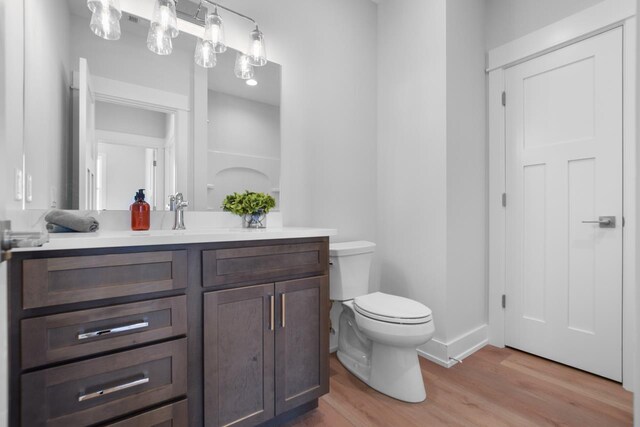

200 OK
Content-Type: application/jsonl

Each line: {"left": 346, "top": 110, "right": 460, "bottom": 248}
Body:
{"left": 204, "top": 10, "right": 226, "bottom": 53}
{"left": 234, "top": 52, "right": 255, "bottom": 80}
{"left": 147, "top": 25, "right": 173, "bottom": 55}
{"left": 195, "top": 39, "right": 217, "bottom": 68}
{"left": 87, "top": 0, "right": 122, "bottom": 40}
{"left": 150, "top": 0, "right": 179, "bottom": 38}
{"left": 247, "top": 27, "right": 267, "bottom": 66}
{"left": 87, "top": 0, "right": 120, "bottom": 14}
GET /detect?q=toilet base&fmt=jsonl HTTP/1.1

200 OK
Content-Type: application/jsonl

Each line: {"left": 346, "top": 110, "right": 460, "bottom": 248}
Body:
{"left": 337, "top": 343, "right": 427, "bottom": 403}
{"left": 369, "top": 342, "right": 426, "bottom": 403}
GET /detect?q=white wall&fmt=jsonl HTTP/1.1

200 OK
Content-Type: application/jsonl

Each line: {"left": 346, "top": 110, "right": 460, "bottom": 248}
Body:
{"left": 377, "top": 0, "right": 448, "bottom": 342}
{"left": 377, "top": 0, "right": 487, "bottom": 361}
{"left": 218, "top": 0, "right": 378, "bottom": 242}
{"left": 207, "top": 90, "right": 281, "bottom": 211}
{"left": 69, "top": 14, "right": 193, "bottom": 98}
{"left": 485, "top": 0, "right": 605, "bottom": 49}
{"left": 24, "top": 0, "right": 72, "bottom": 210}
{"left": 635, "top": 2, "right": 640, "bottom": 424}
{"left": 0, "top": 0, "right": 9, "bottom": 423}
{"left": 446, "top": 0, "right": 487, "bottom": 342}
{"left": 98, "top": 143, "right": 148, "bottom": 210}
{"left": 208, "top": 91, "right": 280, "bottom": 159}
{"left": 96, "top": 102, "right": 168, "bottom": 138}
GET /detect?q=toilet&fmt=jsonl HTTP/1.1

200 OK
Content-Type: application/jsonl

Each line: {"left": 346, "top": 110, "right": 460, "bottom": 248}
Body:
{"left": 330, "top": 241, "right": 435, "bottom": 403}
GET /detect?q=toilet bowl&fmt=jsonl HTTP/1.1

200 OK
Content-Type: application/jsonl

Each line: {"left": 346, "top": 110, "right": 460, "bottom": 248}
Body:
{"left": 330, "top": 241, "right": 435, "bottom": 403}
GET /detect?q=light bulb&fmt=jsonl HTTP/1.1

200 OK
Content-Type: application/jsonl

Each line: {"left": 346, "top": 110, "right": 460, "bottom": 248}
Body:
{"left": 87, "top": 0, "right": 121, "bottom": 40}
{"left": 150, "top": 0, "right": 178, "bottom": 38}
{"left": 205, "top": 9, "right": 226, "bottom": 53}
{"left": 247, "top": 26, "right": 267, "bottom": 66}
{"left": 234, "top": 52, "right": 255, "bottom": 80}
{"left": 195, "top": 39, "right": 217, "bottom": 68}
{"left": 147, "top": 25, "right": 172, "bottom": 55}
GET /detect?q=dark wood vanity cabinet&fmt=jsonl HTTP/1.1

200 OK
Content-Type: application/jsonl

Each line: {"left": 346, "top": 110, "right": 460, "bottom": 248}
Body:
{"left": 8, "top": 237, "right": 330, "bottom": 427}
{"left": 203, "top": 276, "right": 329, "bottom": 427}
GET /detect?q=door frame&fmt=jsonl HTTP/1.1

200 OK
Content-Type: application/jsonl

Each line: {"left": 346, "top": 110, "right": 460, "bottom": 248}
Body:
{"left": 487, "top": 0, "right": 637, "bottom": 390}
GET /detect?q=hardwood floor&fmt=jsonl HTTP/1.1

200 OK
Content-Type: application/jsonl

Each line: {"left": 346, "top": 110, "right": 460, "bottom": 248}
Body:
{"left": 286, "top": 346, "right": 633, "bottom": 427}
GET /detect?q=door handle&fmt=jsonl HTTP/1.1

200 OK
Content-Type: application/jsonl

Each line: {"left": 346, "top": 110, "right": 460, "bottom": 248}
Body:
{"left": 582, "top": 216, "right": 616, "bottom": 228}
{"left": 281, "top": 293, "right": 286, "bottom": 328}
{"left": 269, "top": 295, "right": 275, "bottom": 331}
{"left": 77, "top": 321, "right": 149, "bottom": 340}
{"left": 78, "top": 376, "right": 149, "bottom": 402}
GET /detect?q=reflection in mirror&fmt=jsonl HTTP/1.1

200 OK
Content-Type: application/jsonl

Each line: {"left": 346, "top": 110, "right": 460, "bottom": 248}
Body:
{"left": 205, "top": 52, "right": 281, "bottom": 211}
{"left": 23, "top": 0, "right": 281, "bottom": 212}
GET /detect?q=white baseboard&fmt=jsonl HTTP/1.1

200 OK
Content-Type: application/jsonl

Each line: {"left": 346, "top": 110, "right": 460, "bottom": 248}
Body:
{"left": 418, "top": 324, "right": 489, "bottom": 368}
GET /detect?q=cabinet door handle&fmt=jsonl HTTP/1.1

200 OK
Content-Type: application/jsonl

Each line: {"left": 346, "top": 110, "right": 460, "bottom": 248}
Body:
{"left": 78, "top": 377, "right": 149, "bottom": 402}
{"left": 281, "top": 293, "right": 286, "bottom": 328}
{"left": 77, "top": 321, "right": 149, "bottom": 340}
{"left": 269, "top": 295, "right": 275, "bottom": 331}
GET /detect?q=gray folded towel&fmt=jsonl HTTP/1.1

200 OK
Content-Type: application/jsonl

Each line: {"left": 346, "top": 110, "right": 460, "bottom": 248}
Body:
{"left": 45, "top": 210, "right": 99, "bottom": 232}
{"left": 46, "top": 223, "right": 76, "bottom": 233}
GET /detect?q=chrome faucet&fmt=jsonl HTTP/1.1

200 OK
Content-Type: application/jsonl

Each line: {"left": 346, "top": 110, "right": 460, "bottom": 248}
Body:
{"left": 170, "top": 193, "right": 189, "bottom": 230}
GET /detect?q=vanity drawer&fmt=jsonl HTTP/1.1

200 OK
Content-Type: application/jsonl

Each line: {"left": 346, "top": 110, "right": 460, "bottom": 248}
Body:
{"left": 22, "top": 250, "right": 188, "bottom": 309}
{"left": 202, "top": 242, "right": 328, "bottom": 287}
{"left": 21, "top": 296, "right": 187, "bottom": 369}
{"left": 104, "top": 399, "right": 188, "bottom": 427}
{"left": 21, "top": 338, "right": 187, "bottom": 427}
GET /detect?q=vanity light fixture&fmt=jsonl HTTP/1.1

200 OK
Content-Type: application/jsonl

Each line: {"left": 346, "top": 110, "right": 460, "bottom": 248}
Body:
{"left": 247, "top": 26, "right": 267, "bottom": 66}
{"left": 87, "top": 0, "right": 268, "bottom": 79}
{"left": 194, "top": 37, "right": 217, "bottom": 68}
{"left": 147, "top": 0, "right": 178, "bottom": 55}
{"left": 206, "top": 7, "right": 226, "bottom": 53}
{"left": 191, "top": 1, "right": 267, "bottom": 75}
{"left": 234, "top": 52, "right": 254, "bottom": 80}
{"left": 246, "top": 79, "right": 258, "bottom": 86}
{"left": 87, "top": 0, "right": 122, "bottom": 40}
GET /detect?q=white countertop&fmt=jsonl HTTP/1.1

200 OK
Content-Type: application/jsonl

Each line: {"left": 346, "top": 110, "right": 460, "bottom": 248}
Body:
{"left": 13, "top": 227, "right": 337, "bottom": 252}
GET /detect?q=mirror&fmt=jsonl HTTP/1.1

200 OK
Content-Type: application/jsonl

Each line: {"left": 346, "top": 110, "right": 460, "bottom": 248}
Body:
{"left": 205, "top": 52, "right": 281, "bottom": 211}
{"left": 23, "top": 0, "right": 281, "bottom": 211}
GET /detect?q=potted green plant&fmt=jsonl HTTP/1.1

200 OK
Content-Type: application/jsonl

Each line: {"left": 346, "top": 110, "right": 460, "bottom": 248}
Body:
{"left": 221, "top": 190, "right": 276, "bottom": 228}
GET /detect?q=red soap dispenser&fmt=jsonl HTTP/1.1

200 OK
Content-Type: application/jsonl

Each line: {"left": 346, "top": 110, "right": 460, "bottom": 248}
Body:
{"left": 131, "top": 189, "right": 150, "bottom": 231}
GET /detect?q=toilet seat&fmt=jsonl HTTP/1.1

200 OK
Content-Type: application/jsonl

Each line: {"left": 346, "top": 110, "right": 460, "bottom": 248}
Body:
{"left": 354, "top": 292, "right": 432, "bottom": 325}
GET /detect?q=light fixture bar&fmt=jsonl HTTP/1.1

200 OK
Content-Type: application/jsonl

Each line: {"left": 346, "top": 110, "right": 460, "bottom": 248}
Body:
{"left": 183, "top": 1, "right": 258, "bottom": 27}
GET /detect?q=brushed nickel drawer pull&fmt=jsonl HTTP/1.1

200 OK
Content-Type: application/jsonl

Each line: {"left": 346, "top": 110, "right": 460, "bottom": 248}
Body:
{"left": 269, "top": 295, "right": 275, "bottom": 331}
{"left": 77, "top": 321, "right": 149, "bottom": 340}
{"left": 281, "top": 293, "right": 286, "bottom": 328}
{"left": 78, "top": 377, "right": 149, "bottom": 402}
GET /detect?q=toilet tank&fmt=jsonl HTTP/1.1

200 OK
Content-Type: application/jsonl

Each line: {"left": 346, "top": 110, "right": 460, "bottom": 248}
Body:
{"left": 329, "top": 241, "right": 376, "bottom": 301}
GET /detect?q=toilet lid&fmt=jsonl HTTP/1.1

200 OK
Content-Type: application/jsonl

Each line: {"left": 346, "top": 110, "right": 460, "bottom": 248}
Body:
{"left": 354, "top": 292, "right": 432, "bottom": 324}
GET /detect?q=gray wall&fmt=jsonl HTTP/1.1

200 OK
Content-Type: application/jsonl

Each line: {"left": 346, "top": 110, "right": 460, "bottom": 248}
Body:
{"left": 485, "top": 0, "right": 605, "bottom": 49}
{"left": 208, "top": 91, "right": 280, "bottom": 159}
{"left": 227, "top": 0, "right": 379, "bottom": 243}
{"left": 24, "top": 0, "right": 72, "bottom": 209}
{"left": 377, "top": 0, "right": 487, "bottom": 350}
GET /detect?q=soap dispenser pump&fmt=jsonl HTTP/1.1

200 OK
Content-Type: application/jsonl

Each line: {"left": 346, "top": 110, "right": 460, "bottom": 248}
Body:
{"left": 131, "top": 189, "right": 150, "bottom": 231}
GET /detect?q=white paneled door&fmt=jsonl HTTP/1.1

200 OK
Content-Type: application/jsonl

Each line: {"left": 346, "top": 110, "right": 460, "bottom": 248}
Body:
{"left": 505, "top": 28, "right": 623, "bottom": 381}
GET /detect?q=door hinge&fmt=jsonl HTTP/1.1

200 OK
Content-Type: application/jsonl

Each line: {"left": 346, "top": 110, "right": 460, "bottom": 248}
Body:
{"left": 501, "top": 91, "right": 506, "bottom": 106}
{"left": 501, "top": 193, "right": 507, "bottom": 207}
{"left": 502, "top": 294, "right": 506, "bottom": 309}
{"left": 622, "top": 216, "right": 625, "bottom": 227}
{"left": 153, "top": 160, "right": 157, "bottom": 167}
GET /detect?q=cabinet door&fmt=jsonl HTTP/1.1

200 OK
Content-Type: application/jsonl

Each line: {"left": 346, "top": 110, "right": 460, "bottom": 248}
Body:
{"left": 204, "top": 284, "right": 275, "bottom": 427}
{"left": 275, "top": 276, "right": 329, "bottom": 415}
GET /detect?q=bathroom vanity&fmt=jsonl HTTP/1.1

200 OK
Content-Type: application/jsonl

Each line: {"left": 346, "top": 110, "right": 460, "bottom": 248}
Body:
{"left": 7, "top": 230, "right": 333, "bottom": 426}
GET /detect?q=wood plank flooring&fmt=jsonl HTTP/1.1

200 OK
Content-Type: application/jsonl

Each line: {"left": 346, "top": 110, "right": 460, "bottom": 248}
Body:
{"left": 286, "top": 346, "right": 633, "bottom": 427}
